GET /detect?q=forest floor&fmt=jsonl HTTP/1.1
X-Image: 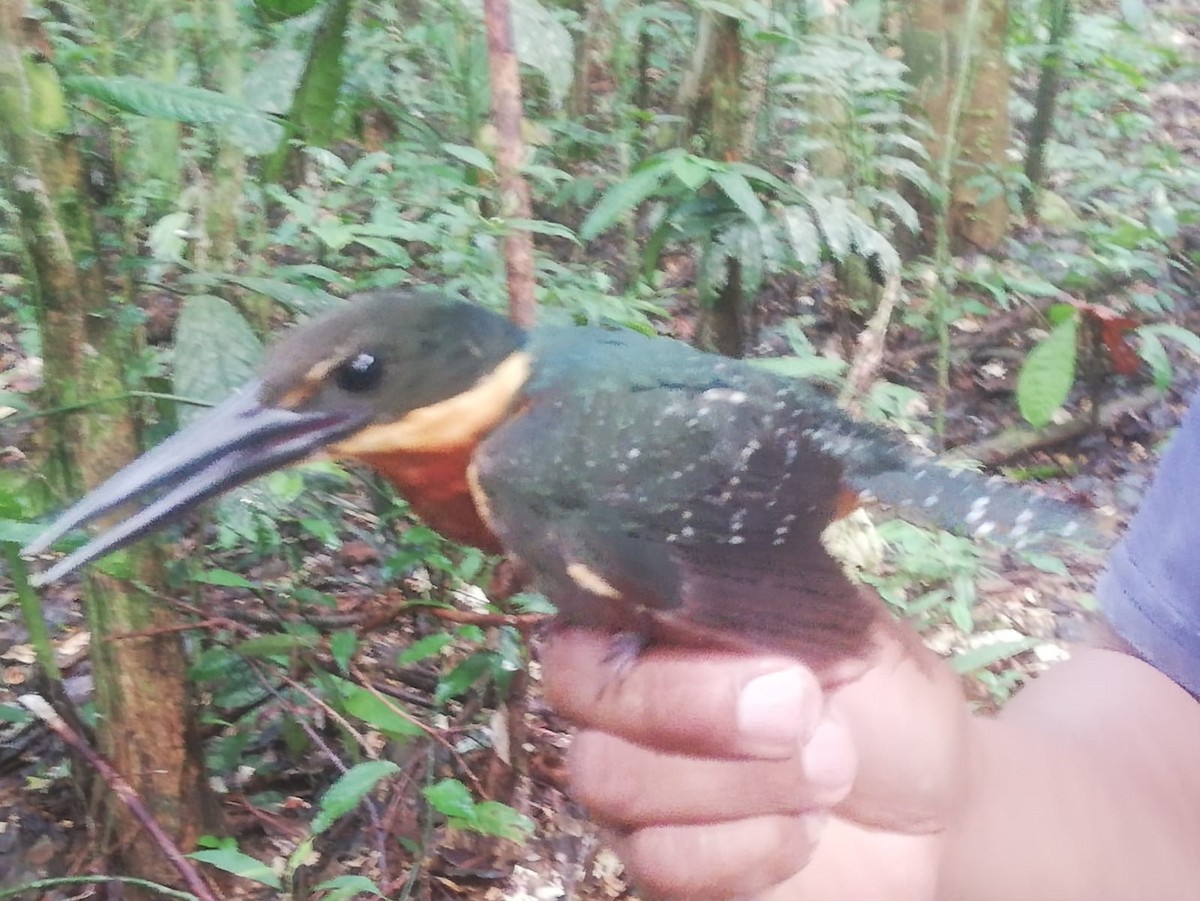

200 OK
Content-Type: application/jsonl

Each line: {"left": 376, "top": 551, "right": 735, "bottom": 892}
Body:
{"left": 3, "top": 2, "right": 1200, "bottom": 899}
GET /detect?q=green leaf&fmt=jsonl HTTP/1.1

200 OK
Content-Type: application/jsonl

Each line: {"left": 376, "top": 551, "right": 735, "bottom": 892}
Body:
{"left": 1137, "top": 329, "right": 1171, "bottom": 389}
{"left": 580, "top": 160, "right": 672, "bottom": 240}
{"left": 0, "top": 703, "right": 32, "bottom": 725}
{"left": 711, "top": 170, "right": 765, "bottom": 224}
{"left": 254, "top": 0, "right": 321, "bottom": 23}
{"left": 424, "top": 778, "right": 476, "bottom": 819}
{"left": 1017, "top": 314, "right": 1079, "bottom": 428}
{"left": 67, "top": 76, "right": 269, "bottom": 127}
{"left": 329, "top": 629, "right": 357, "bottom": 673}
{"left": 442, "top": 142, "right": 494, "bottom": 173}
{"left": 234, "top": 632, "right": 319, "bottom": 659}
{"left": 312, "top": 760, "right": 400, "bottom": 834}
{"left": 1020, "top": 551, "right": 1070, "bottom": 576}
{"left": 504, "top": 219, "right": 580, "bottom": 242}
{"left": 470, "top": 800, "right": 536, "bottom": 841}
{"left": 0, "top": 519, "right": 60, "bottom": 547}
{"left": 670, "top": 153, "right": 713, "bottom": 191}
{"left": 312, "top": 875, "right": 384, "bottom": 900}
{"left": 172, "top": 296, "right": 263, "bottom": 425}
{"left": 780, "top": 207, "right": 822, "bottom": 268}
{"left": 195, "top": 568, "right": 257, "bottom": 589}
{"left": 435, "top": 651, "right": 497, "bottom": 706}
{"left": 334, "top": 677, "right": 424, "bottom": 739}
{"left": 1141, "top": 323, "right": 1200, "bottom": 359}
{"left": 189, "top": 848, "right": 281, "bottom": 889}
{"left": 422, "top": 779, "right": 533, "bottom": 841}
{"left": 397, "top": 632, "right": 453, "bottom": 665}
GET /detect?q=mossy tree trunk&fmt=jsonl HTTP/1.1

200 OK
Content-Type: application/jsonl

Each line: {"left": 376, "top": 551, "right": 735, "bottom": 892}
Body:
{"left": 0, "top": 3, "right": 211, "bottom": 895}
{"left": 902, "top": 0, "right": 1011, "bottom": 253}
{"left": 681, "top": 11, "right": 747, "bottom": 357}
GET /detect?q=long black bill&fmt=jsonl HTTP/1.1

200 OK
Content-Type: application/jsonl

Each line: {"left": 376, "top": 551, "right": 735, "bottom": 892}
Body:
{"left": 22, "top": 381, "right": 372, "bottom": 586}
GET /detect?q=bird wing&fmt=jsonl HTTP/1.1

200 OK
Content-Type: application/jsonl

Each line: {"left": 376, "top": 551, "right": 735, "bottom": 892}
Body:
{"left": 472, "top": 351, "right": 882, "bottom": 664}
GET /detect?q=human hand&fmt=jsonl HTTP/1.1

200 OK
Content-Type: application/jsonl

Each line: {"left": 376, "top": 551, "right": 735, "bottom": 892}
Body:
{"left": 542, "top": 617, "right": 970, "bottom": 900}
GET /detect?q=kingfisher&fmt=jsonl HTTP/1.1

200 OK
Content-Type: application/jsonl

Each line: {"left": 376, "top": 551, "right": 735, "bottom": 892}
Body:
{"left": 23, "top": 290, "right": 1100, "bottom": 667}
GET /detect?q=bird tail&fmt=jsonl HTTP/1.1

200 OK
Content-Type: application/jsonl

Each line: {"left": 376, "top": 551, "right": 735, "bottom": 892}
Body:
{"left": 848, "top": 460, "right": 1111, "bottom": 549}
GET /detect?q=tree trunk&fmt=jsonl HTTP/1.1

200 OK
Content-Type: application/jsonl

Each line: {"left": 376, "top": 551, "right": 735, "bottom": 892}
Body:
{"left": 1022, "top": 0, "right": 1072, "bottom": 214}
{"left": 0, "top": 5, "right": 211, "bottom": 895}
{"left": 901, "top": 0, "right": 1011, "bottom": 253}
{"left": 484, "top": 0, "right": 537, "bottom": 326}
{"left": 692, "top": 12, "right": 748, "bottom": 357}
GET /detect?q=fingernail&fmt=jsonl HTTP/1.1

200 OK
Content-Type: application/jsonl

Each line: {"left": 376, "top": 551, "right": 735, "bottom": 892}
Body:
{"left": 801, "top": 718, "right": 855, "bottom": 795}
{"left": 736, "top": 668, "right": 808, "bottom": 757}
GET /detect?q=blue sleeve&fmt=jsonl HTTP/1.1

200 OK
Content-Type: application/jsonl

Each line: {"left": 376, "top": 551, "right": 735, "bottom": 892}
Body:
{"left": 1097, "top": 390, "right": 1200, "bottom": 696}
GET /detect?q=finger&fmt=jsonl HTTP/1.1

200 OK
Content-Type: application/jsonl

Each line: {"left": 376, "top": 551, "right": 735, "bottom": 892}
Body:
{"left": 542, "top": 629, "right": 823, "bottom": 759}
{"left": 827, "top": 615, "right": 968, "bottom": 829}
{"left": 570, "top": 724, "right": 855, "bottom": 827}
{"left": 611, "top": 815, "right": 822, "bottom": 901}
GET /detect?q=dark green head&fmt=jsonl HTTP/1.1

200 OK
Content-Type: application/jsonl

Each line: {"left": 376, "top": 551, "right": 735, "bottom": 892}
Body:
{"left": 24, "top": 291, "right": 529, "bottom": 583}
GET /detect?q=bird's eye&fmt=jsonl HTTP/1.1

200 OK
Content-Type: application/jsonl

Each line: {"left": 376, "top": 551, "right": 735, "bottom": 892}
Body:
{"left": 334, "top": 352, "right": 383, "bottom": 393}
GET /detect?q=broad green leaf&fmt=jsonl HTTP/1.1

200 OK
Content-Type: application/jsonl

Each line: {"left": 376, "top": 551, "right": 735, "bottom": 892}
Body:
{"left": 189, "top": 848, "right": 281, "bottom": 889}
{"left": 195, "top": 568, "right": 257, "bottom": 589}
{"left": 434, "top": 651, "right": 497, "bottom": 706}
{"left": 1140, "top": 324, "right": 1200, "bottom": 359}
{"left": 780, "top": 206, "right": 822, "bottom": 268}
{"left": 0, "top": 703, "right": 32, "bottom": 724}
{"left": 670, "top": 153, "right": 713, "bottom": 191}
{"left": 1020, "top": 551, "right": 1071, "bottom": 577}
{"left": 234, "top": 632, "right": 319, "bottom": 659}
{"left": 423, "top": 777, "right": 476, "bottom": 820}
{"left": 66, "top": 76, "right": 268, "bottom": 127}
{"left": 0, "top": 519, "right": 58, "bottom": 547}
{"left": 254, "top": 0, "right": 321, "bottom": 23}
{"left": 334, "top": 678, "right": 424, "bottom": 739}
{"left": 1137, "top": 330, "right": 1170, "bottom": 388}
{"left": 172, "top": 296, "right": 263, "bottom": 425}
{"left": 397, "top": 632, "right": 453, "bottom": 665}
{"left": 221, "top": 276, "right": 342, "bottom": 317}
{"left": 329, "top": 630, "right": 357, "bottom": 673}
{"left": 711, "top": 170, "right": 765, "bottom": 224}
{"left": 442, "top": 142, "right": 494, "bottom": 173}
{"left": 312, "top": 760, "right": 400, "bottom": 834}
{"left": 470, "top": 800, "right": 535, "bottom": 841}
{"left": 580, "top": 161, "right": 672, "bottom": 240}
{"left": 422, "top": 779, "right": 533, "bottom": 841}
{"left": 1017, "top": 315, "right": 1078, "bottom": 428}
{"left": 504, "top": 219, "right": 580, "bottom": 242}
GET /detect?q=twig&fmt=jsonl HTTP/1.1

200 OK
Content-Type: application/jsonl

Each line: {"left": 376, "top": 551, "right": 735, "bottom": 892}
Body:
{"left": 16, "top": 696, "right": 219, "bottom": 901}
{"left": 839, "top": 270, "right": 902, "bottom": 411}
{"left": 483, "top": 0, "right": 537, "bottom": 326}
{"left": 421, "top": 605, "right": 547, "bottom": 631}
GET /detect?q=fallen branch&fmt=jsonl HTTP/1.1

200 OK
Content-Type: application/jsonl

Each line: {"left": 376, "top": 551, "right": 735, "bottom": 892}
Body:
{"left": 949, "top": 385, "right": 1165, "bottom": 465}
